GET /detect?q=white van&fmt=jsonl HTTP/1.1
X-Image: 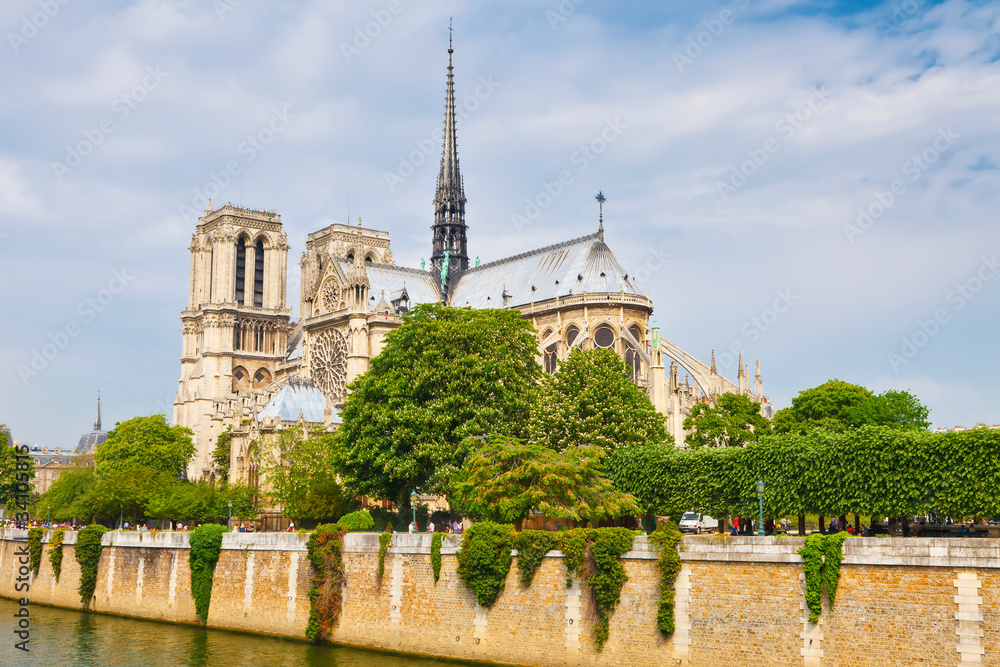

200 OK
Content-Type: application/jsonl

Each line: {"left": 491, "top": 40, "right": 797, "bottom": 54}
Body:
{"left": 678, "top": 512, "right": 719, "bottom": 534}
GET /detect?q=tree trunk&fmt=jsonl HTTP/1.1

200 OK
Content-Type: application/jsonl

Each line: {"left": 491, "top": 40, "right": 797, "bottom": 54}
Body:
{"left": 818, "top": 515, "right": 825, "bottom": 534}
{"left": 888, "top": 516, "right": 897, "bottom": 536}
{"left": 839, "top": 515, "right": 848, "bottom": 533}
{"left": 515, "top": 518, "right": 523, "bottom": 532}
{"left": 798, "top": 514, "right": 806, "bottom": 536}
{"left": 854, "top": 514, "right": 861, "bottom": 533}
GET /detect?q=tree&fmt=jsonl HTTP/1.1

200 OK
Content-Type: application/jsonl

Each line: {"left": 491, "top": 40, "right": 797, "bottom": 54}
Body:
{"left": 683, "top": 392, "right": 772, "bottom": 448}
{"left": 69, "top": 468, "right": 175, "bottom": 524}
{"left": 0, "top": 431, "right": 35, "bottom": 509}
{"left": 530, "top": 348, "right": 669, "bottom": 451}
{"left": 39, "top": 464, "right": 96, "bottom": 521}
{"left": 211, "top": 426, "right": 232, "bottom": 478}
{"left": 264, "top": 428, "right": 357, "bottom": 523}
{"left": 847, "top": 390, "right": 930, "bottom": 430}
{"left": 333, "top": 304, "right": 542, "bottom": 502}
{"left": 451, "top": 435, "right": 640, "bottom": 529}
{"left": 96, "top": 415, "right": 195, "bottom": 478}
{"left": 773, "top": 380, "right": 874, "bottom": 435}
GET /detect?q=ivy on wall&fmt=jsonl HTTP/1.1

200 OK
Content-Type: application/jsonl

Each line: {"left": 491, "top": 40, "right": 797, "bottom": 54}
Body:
{"left": 75, "top": 524, "right": 107, "bottom": 605}
{"left": 27, "top": 527, "right": 43, "bottom": 577}
{"left": 587, "top": 527, "right": 635, "bottom": 649}
{"left": 799, "top": 532, "right": 849, "bottom": 623}
{"left": 378, "top": 525, "right": 393, "bottom": 581}
{"left": 305, "top": 523, "right": 346, "bottom": 642}
{"left": 431, "top": 532, "right": 444, "bottom": 584}
{"left": 512, "top": 530, "right": 561, "bottom": 588}
{"left": 455, "top": 522, "right": 516, "bottom": 607}
{"left": 48, "top": 528, "right": 65, "bottom": 582}
{"left": 188, "top": 524, "right": 229, "bottom": 623}
{"left": 649, "top": 522, "right": 683, "bottom": 636}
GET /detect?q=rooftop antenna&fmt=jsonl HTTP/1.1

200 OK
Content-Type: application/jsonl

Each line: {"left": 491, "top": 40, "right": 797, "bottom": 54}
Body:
{"left": 595, "top": 190, "right": 606, "bottom": 240}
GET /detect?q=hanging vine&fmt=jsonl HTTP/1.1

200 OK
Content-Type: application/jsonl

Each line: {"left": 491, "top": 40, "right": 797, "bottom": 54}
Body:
{"left": 431, "top": 532, "right": 444, "bottom": 583}
{"left": 188, "top": 524, "right": 229, "bottom": 623}
{"left": 27, "top": 527, "right": 43, "bottom": 577}
{"left": 512, "top": 530, "right": 562, "bottom": 588}
{"left": 798, "top": 532, "right": 849, "bottom": 623}
{"left": 378, "top": 525, "right": 393, "bottom": 581}
{"left": 455, "top": 521, "right": 515, "bottom": 607}
{"left": 75, "top": 524, "right": 107, "bottom": 605}
{"left": 48, "top": 528, "right": 65, "bottom": 582}
{"left": 305, "top": 523, "right": 347, "bottom": 642}
{"left": 649, "top": 522, "right": 683, "bottom": 635}
{"left": 586, "top": 527, "right": 636, "bottom": 649}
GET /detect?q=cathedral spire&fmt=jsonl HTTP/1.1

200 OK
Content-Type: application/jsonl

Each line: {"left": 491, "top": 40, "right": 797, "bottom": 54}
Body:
{"left": 431, "top": 19, "right": 469, "bottom": 289}
{"left": 94, "top": 392, "right": 102, "bottom": 432}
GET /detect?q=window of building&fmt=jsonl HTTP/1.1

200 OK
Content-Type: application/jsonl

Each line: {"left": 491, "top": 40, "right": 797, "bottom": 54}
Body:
{"left": 235, "top": 237, "right": 247, "bottom": 304}
{"left": 253, "top": 239, "right": 264, "bottom": 307}
{"left": 594, "top": 325, "right": 615, "bottom": 348}
{"left": 543, "top": 343, "right": 558, "bottom": 374}
{"left": 566, "top": 325, "right": 579, "bottom": 347}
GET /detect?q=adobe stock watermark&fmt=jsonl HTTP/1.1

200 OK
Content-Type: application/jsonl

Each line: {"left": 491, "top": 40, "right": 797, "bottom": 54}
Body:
{"left": 717, "top": 86, "right": 831, "bottom": 202}
{"left": 673, "top": 0, "right": 750, "bottom": 73}
{"left": 214, "top": 0, "right": 244, "bottom": 21}
{"left": 51, "top": 65, "right": 169, "bottom": 182}
{"left": 511, "top": 116, "right": 628, "bottom": 233}
{"left": 877, "top": 0, "right": 924, "bottom": 38}
{"left": 629, "top": 246, "right": 672, "bottom": 292}
{"left": 887, "top": 255, "right": 998, "bottom": 372}
{"left": 546, "top": 0, "right": 585, "bottom": 31}
{"left": 8, "top": 0, "right": 73, "bottom": 53}
{"left": 178, "top": 106, "right": 294, "bottom": 221}
{"left": 384, "top": 75, "right": 501, "bottom": 192}
{"left": 718, "top": 288, "right": 798, "bottom": 370}
{"left": 340, "top": 0, "right": 407, "bottom": 63}
{"left": 17, "top": 269, "right": 135, "bottom": 384}
{"left": 843, "top": 127, "right": 958, "bottom": 244}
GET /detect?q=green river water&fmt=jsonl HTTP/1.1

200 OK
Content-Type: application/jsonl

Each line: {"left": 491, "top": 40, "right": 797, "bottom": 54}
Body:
{"left": 0, "top": 597, "right": 485, "bottom": 667}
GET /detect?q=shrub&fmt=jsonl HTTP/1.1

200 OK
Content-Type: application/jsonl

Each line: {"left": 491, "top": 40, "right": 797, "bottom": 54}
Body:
{"left": 75, "top": 524, "right": 108, "bottom": 605}
{"left": 189, "top": 524, "right": 229, "bottom": 622}
{"left": 305, "top": 523, "right": 346, "bottom": 642}
{"left": 336, "top": 509, "right": 374, "bottom": 532}
{"left": 455, "top": 521, "right": 515, "bottom": 607}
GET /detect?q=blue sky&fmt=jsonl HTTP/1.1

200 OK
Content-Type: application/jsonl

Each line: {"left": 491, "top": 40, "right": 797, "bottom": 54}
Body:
{"left": 1, "top": 0, "right": 997, "bottom": 447}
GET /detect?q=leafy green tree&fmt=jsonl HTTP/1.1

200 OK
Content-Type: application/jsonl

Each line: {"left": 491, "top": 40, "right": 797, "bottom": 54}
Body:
{"left": 683, "top": 392, "right": 772, "bottom": 448}
{"left": 773, "top": 380, "right": 874, "bottom": 435}
{"left": 0, "top": 431, "right": 35, "bottom": 508}
{"left": 530, "top": 348, "right": 669, "bottom": 451}
{"left": 40, "top": 464, "right": 96, "bottom": 521}
{"left": 211, "top": 426, "right": 233, "bottom": 478}
{"left": 69, "top": 468, "right": 175, "bottom": 525}
{"left": 333, "top": 304, "right": 542, "bottom": 503}
{"left": 264, "top": 428, "right": 357, "bottom": 522}
{"left": 96, "top": 415, "right": 195, "bottom": 478}
{"left": 451, "top": 435, "right": 640, "bottom": 529}
{"left": 846, "top": 390, "right": 930, "bottom": 430}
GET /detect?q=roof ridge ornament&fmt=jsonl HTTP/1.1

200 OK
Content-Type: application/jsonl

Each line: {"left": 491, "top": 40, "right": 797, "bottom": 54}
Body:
{"left": 595, "top": 191, "right": 606, "bottom": 241}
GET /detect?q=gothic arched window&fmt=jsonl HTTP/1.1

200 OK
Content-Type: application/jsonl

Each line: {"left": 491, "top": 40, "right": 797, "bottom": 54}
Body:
{"left": 235, "top": 237, "right": 247, "bottom": 304}
{"left": 566, "top": 326, "right": 579, "bottom": 348}
{"left": 594, "top": 325, "right": 615, "bottom": 349}
{"left": 253, "top": 239, "right": 264, "bottom": 307}
{"left": 543, "top": 343, "right": 558, "bottom": 374}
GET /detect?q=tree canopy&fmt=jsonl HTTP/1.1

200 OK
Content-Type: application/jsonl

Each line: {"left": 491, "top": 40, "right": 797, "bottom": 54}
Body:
{"left": 451, "top": 435, "right": 639, "bottom": 528}
{"left": 530, "top": 348, "right": 670, "bottom": 451}
{"left": 333, "top": 304, "right": 542, "bottom": 502}
{"left": 263, "top": 427, "right": 356, "bottom": 523}
{"left": 773, "top": 380, "right": 930, "bottom": 434}
{"left": 0, "top": 431, "right": 34, "bottom": 509}
{"left": 96, "top": 415, "right": 195, "bottom": 478}
{"left": 683, "top": 392, "right": 772, "bottom": 448}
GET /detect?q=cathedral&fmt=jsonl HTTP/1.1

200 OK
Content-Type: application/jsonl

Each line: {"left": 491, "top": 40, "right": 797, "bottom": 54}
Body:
{"left": 173, "top": 38, "right": 771, "bottom": 482}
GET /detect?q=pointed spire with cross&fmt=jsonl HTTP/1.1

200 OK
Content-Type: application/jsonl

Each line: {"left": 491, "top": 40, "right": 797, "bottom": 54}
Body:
{"left": 595, "top": 191, "right": 606, "bottom": 240}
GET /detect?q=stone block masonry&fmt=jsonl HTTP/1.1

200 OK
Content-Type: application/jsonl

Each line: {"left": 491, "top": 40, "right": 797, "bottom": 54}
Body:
{"left": 4, "top": 530, "right": 1000, "bottom": 666}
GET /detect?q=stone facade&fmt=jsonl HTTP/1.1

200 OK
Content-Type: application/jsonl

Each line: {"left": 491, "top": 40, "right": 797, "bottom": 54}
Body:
{"left": 5, "top": 530, "right": 1000, "bottom": 666}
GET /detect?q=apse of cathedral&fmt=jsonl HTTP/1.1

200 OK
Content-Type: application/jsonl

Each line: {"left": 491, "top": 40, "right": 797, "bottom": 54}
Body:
{"left": 173, "top": 36, "right": 772, "bottom": 482}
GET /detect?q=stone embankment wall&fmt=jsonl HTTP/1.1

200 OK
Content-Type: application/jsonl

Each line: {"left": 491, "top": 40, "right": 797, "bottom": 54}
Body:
{"left": 2, "top": 529, "right": 1000, "bottom": 666}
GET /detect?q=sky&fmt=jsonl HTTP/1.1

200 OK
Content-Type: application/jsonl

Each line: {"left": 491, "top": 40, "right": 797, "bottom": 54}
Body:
{"left": 1, "top": 0, "right": 998, "bottom": 448}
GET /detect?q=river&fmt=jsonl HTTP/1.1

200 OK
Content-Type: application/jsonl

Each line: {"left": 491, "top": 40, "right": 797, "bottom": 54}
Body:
{"left": 0, "top": 597, "right": 483, "bottom": 667}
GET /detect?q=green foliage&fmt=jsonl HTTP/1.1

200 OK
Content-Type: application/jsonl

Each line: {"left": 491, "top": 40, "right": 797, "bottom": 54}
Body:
{"left": 39, "top": 465, "right": 95, "bottom": 521}
{"left": 336, "top": 509, "right": 374, "bottom": 532}
{"left": 773, "top": 380, "right": 930, "bottom": 435}
{"left": 608, "top": 427, "right": 1000, "bottom": 522}
{"left": 455, "top": 521, "right": 516, "bottom": 607}
{"left": 378, "top": 526, "right": 393, "bottom": 581}
{"left": 188, "top": 524, "right": 229, "bottom": 622}
{"left": 49, "top": 528, "right": 65, "bottom": 582}
{"left": 512, "top": 530, "right": 562, "bottom": 588}
{"left": 530, "top": 348, "right": 670, "bottom": 452}
{"left": 28, "top": 527, "right": 43, "bottom": 576}
{"left": 69, "top": 468, "right": 172, "bottom": 524}
{"left": 561, "top": 528, "right": 588, "bottom": 588}
{"left": 75, "top": 524, "right": 108, "bottom": 605}
{"left": 263, "top": 428, "right": 358, "bottom": 522}
{"left": 848, "top": 390, "right": 930, "bottom": 430}
{"left": 649, "top": 522, "right": 683, "bottom": 635}
{"left": 334, "top": 304, "right": 542, "bottom": 503}
{"left": 211, "top": 426, "right": 233, "bottom": 475}
{"left": 684, "top": 392, "right": 772, "bottom": 448}
{"left": 96, "top": 415, "right": 195, "bottom": 479}
{"left": 798, "top": 532, "right": 849, "bottom": 623}
{"left": 0, "top": 433, "right": 35, "bottom": 507}
{"left": 305, "top": 523, "right": 346, "bottom": 642}
{"left": 431, "top": 532, "right": 444, "bottom": 584}
{"left": 452, "top": 435, "right": 640, "bottom": 527}
{"left": 587, "top": 527, "right": 635, "bottom": 649}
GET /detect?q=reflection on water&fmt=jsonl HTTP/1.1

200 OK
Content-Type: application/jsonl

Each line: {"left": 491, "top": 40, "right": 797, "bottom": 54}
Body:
{"left": 0, "top": 598, "right": 482, "bottom": 667}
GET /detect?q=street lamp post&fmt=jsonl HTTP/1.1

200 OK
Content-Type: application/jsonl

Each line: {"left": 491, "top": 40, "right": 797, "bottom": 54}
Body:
{"left": 228, "top": 500, "right": 233, "bottom": 528}
{"left": 410, "top": 490, "right": 418, "bottom": 532}
{"left": 119, "top": 504, "right": 124, "bottom": 531}
{"left": 47, "top": 504, "right": 51, "bottom": 526}
{"left": 756, "top": 479, "right": 765, "bottom": 537}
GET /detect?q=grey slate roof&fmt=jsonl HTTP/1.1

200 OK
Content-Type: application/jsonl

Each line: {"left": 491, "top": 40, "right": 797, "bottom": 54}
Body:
{"left": 257, "top": 379, "right": 336, "bottom": 424}
{"left": 449, "top": 233, "right": 644, "bottom": 309}
{"left": 76, "top": 430, "right": 107, "bottom": 454}
{"left": 334, "top": 260, "right": 442, "bottom": 309}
